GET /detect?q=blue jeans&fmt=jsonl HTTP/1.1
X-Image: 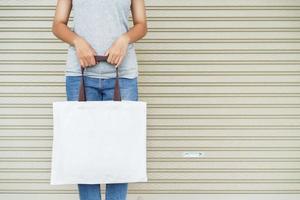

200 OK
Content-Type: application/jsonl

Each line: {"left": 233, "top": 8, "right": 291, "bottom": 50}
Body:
{"left": 65, "top": 75, "right": 139, "bottom": 200}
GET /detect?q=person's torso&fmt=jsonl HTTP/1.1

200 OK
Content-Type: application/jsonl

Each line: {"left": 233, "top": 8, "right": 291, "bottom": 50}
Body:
{"left": 65, "top": 0, "right": 138, "bottom": 79}
{"left": 72, "top": 0, "right": 132, "bottom": 52}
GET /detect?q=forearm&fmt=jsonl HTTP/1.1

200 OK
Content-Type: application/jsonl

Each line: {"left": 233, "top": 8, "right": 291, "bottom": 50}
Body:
{"left": 122, "top": 23, "right": 147, "bottom": 44}
{"left": 52, "top": 22, "right": 80, "bottom": 47}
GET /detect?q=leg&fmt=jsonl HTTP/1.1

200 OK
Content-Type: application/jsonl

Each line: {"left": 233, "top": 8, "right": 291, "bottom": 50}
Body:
{"left": 66, "top": 75, "right": 102, "bottom": 101}
{"left": 102, "top": 77, "right": 138, "bottom": 200}
{"left": 65, "top": 75, "right": 103, "bottom": 200}
{"left": 78, "top": 184, "right": 102, "bottom": 200}
{"left": 102, "top": 77, "right": 138, "bottom": 101}
{"left": 105, "top": 183, "right": 128, "bottom": 200}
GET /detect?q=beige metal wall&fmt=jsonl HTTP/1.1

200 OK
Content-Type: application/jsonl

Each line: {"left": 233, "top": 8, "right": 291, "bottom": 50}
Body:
{"left": 1, "top": 0, "right": 300, "bottom": 199}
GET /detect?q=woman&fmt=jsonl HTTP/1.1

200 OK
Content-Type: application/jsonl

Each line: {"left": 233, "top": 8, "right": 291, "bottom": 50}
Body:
{"left": 51, "top": 0, "right": 147, "bottom": 199}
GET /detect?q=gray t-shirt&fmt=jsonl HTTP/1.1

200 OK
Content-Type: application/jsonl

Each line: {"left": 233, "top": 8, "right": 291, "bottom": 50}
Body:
{"left": 65, "top": 0, "right": 138, "bottom": 79}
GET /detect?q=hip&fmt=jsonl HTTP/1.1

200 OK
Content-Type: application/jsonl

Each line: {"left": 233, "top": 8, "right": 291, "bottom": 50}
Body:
{"left": 65, "top": 75, "right": 138, "bottom": 101}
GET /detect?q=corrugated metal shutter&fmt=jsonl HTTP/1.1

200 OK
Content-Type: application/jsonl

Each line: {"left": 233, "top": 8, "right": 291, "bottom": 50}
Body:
{"left": 1, "top": 0, "right": 300, "bottom": 199}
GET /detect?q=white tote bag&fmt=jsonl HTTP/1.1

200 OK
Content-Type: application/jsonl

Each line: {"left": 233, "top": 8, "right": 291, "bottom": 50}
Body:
{"left": 50, "top": 59, "right": 147, "bottom": 185}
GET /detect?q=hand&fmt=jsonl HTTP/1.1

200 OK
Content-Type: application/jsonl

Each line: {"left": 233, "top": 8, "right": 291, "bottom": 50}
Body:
{"left": 105, "top": 34, "right": 130, "bottom": 68}
{"left": 73, "top": 36, "right": 97, "bottom": 68}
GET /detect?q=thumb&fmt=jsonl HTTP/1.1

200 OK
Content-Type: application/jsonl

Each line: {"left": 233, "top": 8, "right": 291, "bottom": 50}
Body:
{"left": 104, "top": 49, "right": 110, "bottom": 56}
{"left": 92, "top": 48, "right": 97, "bottom": 55}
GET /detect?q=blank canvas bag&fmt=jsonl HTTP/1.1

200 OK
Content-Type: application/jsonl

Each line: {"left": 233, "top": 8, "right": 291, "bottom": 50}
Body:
{"left": 50, "top": 56, "right": 147, "bottom": 185}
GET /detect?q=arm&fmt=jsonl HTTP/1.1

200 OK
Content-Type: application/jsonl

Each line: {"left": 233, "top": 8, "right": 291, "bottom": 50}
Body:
{"left": 124, "top": 0, "right": 148, "bottom": 44}
{"left": 52, "top": 0, "right": 97, "bottom": 68}
{"left": 105, "top": 0, "right": 148, "bottom": 67}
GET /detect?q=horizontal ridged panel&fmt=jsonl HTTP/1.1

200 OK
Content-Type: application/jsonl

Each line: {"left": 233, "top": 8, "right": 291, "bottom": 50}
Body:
{"left": 1, "top": 0, "right": 300, "bottom": 198}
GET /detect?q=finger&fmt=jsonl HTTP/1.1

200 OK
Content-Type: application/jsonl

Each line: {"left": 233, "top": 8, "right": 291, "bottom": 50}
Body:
{"left": 114, "top": 56, "right": 121, "bottom": 67}
{"left": 92, "top": 48, "right": 97, "bottom": 55}
{"left": 104, "top": 49, "right": 110, "bottom": 57}
{"left": 91, "top": 50, "right": 97, "bottom": 65}
{"left": 116, "top": 55, "right": 124, "bottom": 68}
{"left": 107, "top": 52, "right": 114, "bottom": 64}
{"left": 111, "top": 54, "right": 118, "bottom": 65}
{"left": 115, "top": 53, "right": 121, "bottom": 65}
{"left": 83, "top": 58, "right": 89, "bottom": 68}
{"left": 80, "top": 60, "right": 84, "bottom": 68}
{"left": 89, "top": 54, "right": 96, "bottom": 66}
{"left": 113, "top": 52, "right": 121, "bottom": 65}
{"left": 108, "top": 53, "right": 116, "bottom": 64}
{"left": 107, "top": 54, "right": 112, "bottom": 64}
{"left": 85, "top": 56, "right": 92, "bottom": 67}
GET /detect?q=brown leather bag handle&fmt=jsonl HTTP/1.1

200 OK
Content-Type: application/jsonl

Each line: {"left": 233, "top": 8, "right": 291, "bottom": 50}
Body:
{"left": 78, "top": 55, "right": 121, "bottom": 101}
